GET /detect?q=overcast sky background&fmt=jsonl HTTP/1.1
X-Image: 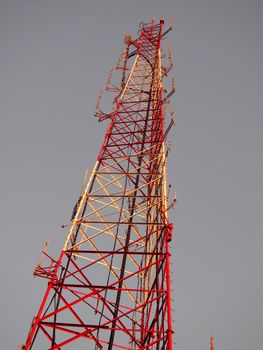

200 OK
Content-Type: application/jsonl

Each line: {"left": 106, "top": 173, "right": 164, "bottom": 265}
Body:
{"left": 0, "top": 0, "right": 263, "bottom": 349}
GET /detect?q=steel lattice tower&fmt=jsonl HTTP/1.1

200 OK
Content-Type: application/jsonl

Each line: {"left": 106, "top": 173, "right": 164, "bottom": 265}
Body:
{"left": 20, "top": 19, "right": 175, "bottom": 350}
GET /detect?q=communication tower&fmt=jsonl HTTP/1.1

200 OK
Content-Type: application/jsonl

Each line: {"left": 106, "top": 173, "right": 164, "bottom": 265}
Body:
{"left": 19, "top": 19, "right": 175, "bottom": 349}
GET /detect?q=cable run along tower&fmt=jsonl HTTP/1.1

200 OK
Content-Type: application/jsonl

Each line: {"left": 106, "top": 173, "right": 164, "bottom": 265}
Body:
{"left": 21, "top": 19, "right": 176, "bottom": 350}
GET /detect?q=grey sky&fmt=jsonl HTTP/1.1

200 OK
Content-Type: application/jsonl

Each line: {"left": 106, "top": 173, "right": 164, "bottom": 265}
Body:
{"left": 0, "top": 0, "right": 262, "bottom": 349}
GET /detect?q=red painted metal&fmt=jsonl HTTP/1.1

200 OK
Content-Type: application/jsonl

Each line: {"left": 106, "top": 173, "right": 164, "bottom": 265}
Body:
{"left": 210, "top": 336, "right": 215, "bottom": 350}
{"left": 21, "top": 19, "right": 175, "bottom": 349}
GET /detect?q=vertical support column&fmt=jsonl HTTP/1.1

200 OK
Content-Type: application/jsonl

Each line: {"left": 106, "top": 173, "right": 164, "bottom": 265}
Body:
{"left": 210, "top": 336, "right": 215, "bottom": 350}
{"left": 162, "top": 137, "right": 174, "bottom": 349}
{"left": 165, "top": 238, "right": 174, "bottom": 350}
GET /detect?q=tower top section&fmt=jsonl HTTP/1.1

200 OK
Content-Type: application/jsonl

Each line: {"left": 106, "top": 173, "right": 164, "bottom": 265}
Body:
{"left": 95, "top": 18, "right": 174, "bottom": 123}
